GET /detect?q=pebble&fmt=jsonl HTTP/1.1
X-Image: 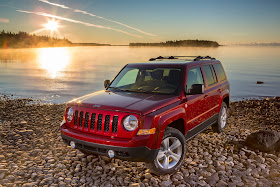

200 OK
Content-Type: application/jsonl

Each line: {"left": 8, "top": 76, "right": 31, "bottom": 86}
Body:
{"left": 160, "top": 180, "right": 172, "bottom": 187}
{"left": 144, "top": 173, "right": 153, "bottom": 179}
{"left": 0, "top": 97, "right": 280, "bottom": 186}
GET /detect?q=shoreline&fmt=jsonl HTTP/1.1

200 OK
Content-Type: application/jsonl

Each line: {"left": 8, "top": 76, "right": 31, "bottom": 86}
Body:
{"left": 0, "top": 92, "right": 279, "bottom": 105}
{"left": 0, "top": 96, "right": 279, "bottom": 186}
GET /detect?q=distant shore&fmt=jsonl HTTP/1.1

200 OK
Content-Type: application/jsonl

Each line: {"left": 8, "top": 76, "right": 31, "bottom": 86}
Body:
{"left": 1, "top": 31, "right": 222, "bottom": 49}
{"left": 129, "top": 40, "right": 220, "bottom": 47}
{"left": 0, "top": 31, "right": 111, "bottom": 49}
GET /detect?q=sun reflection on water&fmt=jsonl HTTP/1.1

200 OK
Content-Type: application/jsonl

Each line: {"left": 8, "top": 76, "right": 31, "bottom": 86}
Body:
{"left": 37, "top": 48, "right": 70, "bottom": 78}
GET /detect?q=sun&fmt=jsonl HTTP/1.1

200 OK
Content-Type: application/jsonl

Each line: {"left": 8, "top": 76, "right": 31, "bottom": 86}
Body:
{"left": 43, "top": 20, "right": 59, "bottom": 31}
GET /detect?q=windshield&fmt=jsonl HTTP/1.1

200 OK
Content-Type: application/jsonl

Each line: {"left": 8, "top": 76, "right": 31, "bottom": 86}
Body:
{"left": 109, "top": 66, "right": 182, "bottom": 94}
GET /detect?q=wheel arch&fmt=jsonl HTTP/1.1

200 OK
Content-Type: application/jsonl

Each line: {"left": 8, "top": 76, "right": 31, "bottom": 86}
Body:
{"left": 223, "top": 96, "right": 229, "bottom": 108}
{"left": 157, "top": 108, "right": 186, "bottom": 134}
{"left": 167, "top": 118, "right": 185, "bottom": 135}
{"left": 154, "top": 108, "right": 186, "bottom": 149}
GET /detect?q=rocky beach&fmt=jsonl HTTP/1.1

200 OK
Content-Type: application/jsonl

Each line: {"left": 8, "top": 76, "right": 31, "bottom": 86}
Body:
{"left": 0, "top": 96, "right": 279, "bottom": 187}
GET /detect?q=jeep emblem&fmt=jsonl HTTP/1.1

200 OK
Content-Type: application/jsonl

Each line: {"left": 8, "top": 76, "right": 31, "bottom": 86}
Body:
{"left": 93, "top": 104, "right": 101, "bottom": 108}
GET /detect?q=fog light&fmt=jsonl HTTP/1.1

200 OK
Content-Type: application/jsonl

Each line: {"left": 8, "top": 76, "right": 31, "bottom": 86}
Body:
{"left": 70, "top": 141, "right": 75, "bottom": 148}
{"left": 108, "top": 150, "right": 115, "bottom": 158}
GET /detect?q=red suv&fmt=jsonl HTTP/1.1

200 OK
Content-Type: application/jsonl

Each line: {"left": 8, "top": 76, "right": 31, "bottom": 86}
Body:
{"left": 60, "top": 56, "right": 230, "bottom": 175}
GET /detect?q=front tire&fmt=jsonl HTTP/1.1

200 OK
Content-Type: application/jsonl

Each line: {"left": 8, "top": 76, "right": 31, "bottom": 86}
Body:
{"left": 145, "top": 127, "right": 186, "bottom": 175}
{"left": 212, "top": 102, "right": 228, "bottom": 133}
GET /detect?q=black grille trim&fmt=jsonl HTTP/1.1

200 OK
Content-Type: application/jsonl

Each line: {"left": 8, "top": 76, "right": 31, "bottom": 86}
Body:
{"left": 112, "top": 116, "right": 118, "bottom": 133}
{"left": 74, "top": 110, "right": 78, "bottom": 126}
{"left": 97, "top": 114, "right": 103, "bottom": 131}
{"left": 84, "top": 112, "right": 89, "bottom": 128}
{"left": 104, "top": 115, "right": 110, "bottom": 132}
{"left": 90, "top": 113, "right": 96, "bottom": 129}
{"left": 79, "top": 111, "right": 84, "bottom": 127}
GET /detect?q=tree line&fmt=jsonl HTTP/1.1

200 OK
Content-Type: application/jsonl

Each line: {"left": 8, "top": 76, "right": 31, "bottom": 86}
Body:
{"left": 0, "top": 30, "right": 72, "bottom": 48}
{"left": 129, "top": 40, "right": 220, "bottom": 47}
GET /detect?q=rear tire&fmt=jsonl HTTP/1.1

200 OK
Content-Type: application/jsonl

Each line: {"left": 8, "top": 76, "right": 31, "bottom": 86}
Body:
{"left": 145, "top": 127, "right": 186, "bottom": 175}
{"left": 212, "top": 102, "right": 228, "bottom": 133}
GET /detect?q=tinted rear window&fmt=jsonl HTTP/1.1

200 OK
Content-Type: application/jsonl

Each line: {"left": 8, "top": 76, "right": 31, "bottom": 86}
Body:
{"left": 203, "top": 65, "right": 217, "bottom": 86}
{"left": 214, "top": 64, "right": 226, "bottom": 81}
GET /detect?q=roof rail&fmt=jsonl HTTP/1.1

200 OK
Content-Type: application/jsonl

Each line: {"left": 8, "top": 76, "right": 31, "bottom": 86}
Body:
{"left": 149, "top": 55, "right": 215, "bottom": 61}
{"left": 193, "top": 56, "right": 216, "bottom": 61}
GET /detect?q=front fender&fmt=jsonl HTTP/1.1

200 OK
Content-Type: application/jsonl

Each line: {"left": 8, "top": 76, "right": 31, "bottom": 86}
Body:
{"left": 151, "top": 107, "right": 186, "bottom": 149}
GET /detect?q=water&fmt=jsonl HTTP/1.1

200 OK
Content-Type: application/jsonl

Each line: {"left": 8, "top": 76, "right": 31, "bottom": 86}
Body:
{"left": 0, "top": 46, "right": 279, "bottom": 103}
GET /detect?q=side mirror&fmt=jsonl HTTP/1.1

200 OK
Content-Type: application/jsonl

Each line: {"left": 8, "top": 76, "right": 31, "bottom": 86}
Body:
{"left": 188, "top": 84, "right": 204, "bottom": 95}
{"left": 104, "top": 80, "right": 110, "bottom": 89}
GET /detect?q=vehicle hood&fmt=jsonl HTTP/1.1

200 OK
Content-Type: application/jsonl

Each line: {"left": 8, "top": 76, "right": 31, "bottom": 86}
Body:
{"left": 68, "top": 90, "right": 180, "bottom": 115}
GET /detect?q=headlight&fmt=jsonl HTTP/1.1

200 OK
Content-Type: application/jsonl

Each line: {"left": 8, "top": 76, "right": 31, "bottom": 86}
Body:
{"left": 66, "top": 107, "right": 74, "bottom": 122}
{"left": 123, "top": 115, "right": 138, "bottom": 131}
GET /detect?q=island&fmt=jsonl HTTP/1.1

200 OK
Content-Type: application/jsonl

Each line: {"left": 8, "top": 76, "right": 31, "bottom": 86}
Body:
{"left": 129, "top": 40, "right": 220, "bottom": 47}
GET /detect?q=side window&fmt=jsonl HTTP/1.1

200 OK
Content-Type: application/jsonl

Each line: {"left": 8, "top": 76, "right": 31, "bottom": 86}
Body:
{"left": 186, "top": 67, "right": 204, "bottom": 91}
{"left": 203, "top": 65, "right": 217, "bottom": 86}
{"left": 214, "top": 63, "right": 226, "bottom": 81}
{"left": 116, "top": 69, "right": 139, "bottom": 87}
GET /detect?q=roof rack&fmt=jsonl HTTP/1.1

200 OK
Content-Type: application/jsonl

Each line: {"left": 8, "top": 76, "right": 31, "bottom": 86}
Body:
{"left": 149, "top": 55, "right": 216, "bottom": 61}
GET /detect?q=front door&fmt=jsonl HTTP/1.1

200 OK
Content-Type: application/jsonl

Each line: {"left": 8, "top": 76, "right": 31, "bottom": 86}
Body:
{"left": 184, "top": 66, "right": 208, "bottom": 131}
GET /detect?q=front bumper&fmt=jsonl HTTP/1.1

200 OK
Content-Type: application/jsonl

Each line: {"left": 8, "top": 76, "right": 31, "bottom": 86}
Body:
{"left": 61, "top": 133, "right": 159, "bottom": 162}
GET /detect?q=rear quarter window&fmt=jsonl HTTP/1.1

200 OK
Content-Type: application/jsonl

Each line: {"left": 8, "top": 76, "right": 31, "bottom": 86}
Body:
{"left": 214, "top": 63, "right": 226, "bottom": 81}
{"left": 203, "top": 65, "right": 217, "bottom": 86}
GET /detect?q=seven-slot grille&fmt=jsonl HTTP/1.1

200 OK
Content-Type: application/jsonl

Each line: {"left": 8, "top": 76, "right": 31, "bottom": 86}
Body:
{"left": 73, "top": 110, "right": 119, "bottom": 134}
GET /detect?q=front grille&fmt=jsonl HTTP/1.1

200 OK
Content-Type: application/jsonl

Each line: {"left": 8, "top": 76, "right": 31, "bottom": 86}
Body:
{"left": 72, "top": 110, "right": 120, "bottom": 135}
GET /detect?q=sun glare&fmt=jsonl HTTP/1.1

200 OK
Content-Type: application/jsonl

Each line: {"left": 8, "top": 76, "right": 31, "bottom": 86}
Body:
{"left": 38, "top": 48, "right": 70, "bottom": 78}
{"left": 44, "top": 20, "right": 59, "bottom": 31}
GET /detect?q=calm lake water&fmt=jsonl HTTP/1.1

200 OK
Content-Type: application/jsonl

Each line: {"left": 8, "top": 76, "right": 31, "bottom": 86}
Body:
{"left": 0, "top": 46, "right": 279, "bottom": 103}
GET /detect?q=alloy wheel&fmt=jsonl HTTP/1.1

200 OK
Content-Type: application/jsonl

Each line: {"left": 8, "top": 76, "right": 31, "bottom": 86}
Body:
{"left": 220, "top": 106, "right": 227, "bottom": 129}
{"left": 156, "top": 137, "right": 182, "bottom": 169}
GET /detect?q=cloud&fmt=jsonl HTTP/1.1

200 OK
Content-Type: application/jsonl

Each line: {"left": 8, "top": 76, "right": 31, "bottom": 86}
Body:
{"left": 38, "top": 0, "right": 156, "bottom": 36}
{"left": 38, "top": 0, "right": 69, "bottom": 9}
{"left": 74, "top": 9, "right": 156, "bottom": 37}
{"left": 0, "top": 18, "right": 9, "bottom": 23}
{"left": 16, "top": 10, "right": 142, "bottom": 37}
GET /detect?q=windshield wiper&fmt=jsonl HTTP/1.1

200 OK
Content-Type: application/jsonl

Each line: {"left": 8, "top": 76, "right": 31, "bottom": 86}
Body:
{"left": 125, "top": 89, "right": 153, "bottom": 93}
{"left": 108, "top": 87, "right": 154, "bottom": 94}
{"left": 108, "top": 87, "right": 132, "bottom": 92}
{"left": 108, "top": 86, "right": 122, "bottom": 91}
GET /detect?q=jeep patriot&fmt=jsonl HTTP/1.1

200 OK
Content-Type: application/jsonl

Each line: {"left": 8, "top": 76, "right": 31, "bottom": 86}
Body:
{"left": 60, "top": 55, "right": 230, "bottom": 175}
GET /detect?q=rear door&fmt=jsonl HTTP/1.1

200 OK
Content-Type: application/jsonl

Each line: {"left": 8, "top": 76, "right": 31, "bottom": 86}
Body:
{"left": 202, "top": 64, "right": 220, "bottom": 119}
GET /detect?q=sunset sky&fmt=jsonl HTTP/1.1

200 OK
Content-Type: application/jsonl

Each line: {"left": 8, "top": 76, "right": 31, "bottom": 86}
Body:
{"left": 0, "top": 0, "right": 280, "bottom": 45}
